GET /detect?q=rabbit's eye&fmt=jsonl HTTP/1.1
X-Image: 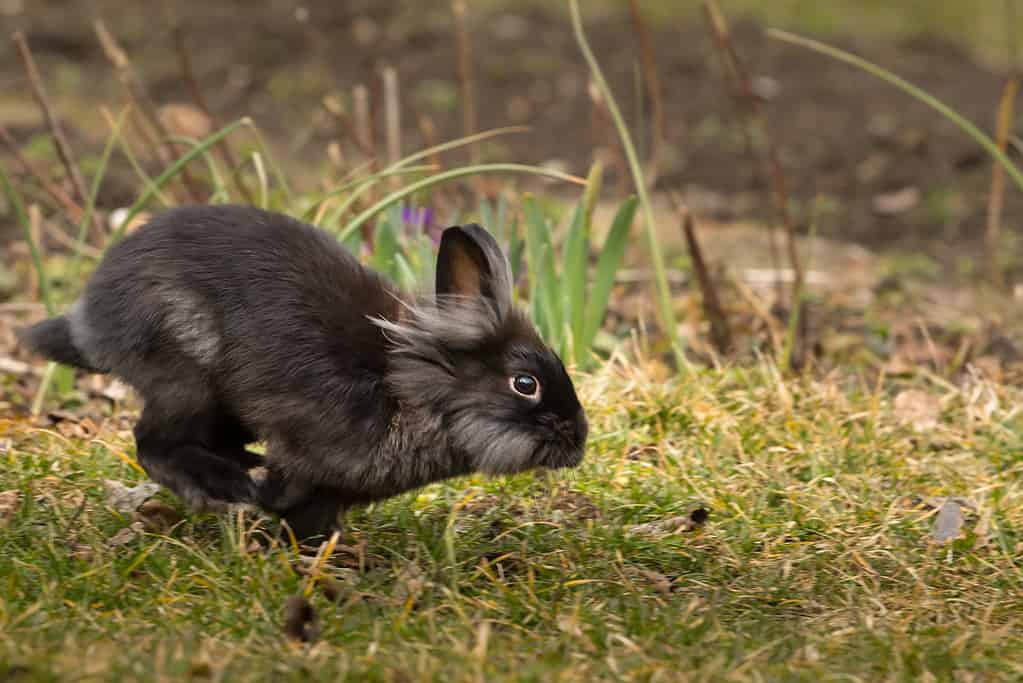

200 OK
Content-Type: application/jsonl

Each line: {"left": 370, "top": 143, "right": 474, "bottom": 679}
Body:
{"left": 510, "top": 374, "right": 540, "bottom": 399}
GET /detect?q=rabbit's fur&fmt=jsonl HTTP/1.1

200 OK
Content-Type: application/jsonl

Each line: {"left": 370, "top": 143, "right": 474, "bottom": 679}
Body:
{"left": 18, "top": 205, "right": 588, "bottom": 540}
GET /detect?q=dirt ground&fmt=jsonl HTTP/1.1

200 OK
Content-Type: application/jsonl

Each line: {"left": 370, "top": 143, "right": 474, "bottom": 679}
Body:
{"left": 0, "top": 1, "right": 1018, "bottom": 263}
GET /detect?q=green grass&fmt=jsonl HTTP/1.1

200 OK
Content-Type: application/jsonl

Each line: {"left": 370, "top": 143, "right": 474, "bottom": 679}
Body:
{"left": 3, "top": 361, "right": 1022, "bottom": 681}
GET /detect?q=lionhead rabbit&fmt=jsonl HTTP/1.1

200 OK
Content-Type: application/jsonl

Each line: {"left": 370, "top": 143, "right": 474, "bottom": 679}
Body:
{"left": 17, "top": 204, "right": 588, "bottom": 541}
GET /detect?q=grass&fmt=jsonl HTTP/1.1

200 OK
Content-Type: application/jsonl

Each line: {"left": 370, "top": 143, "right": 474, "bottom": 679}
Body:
{"left": 3, "top": 358, "right": 1022, "bottom": 681}
{"left": 4, "top": 5, "right": 1023, "bottom": 680}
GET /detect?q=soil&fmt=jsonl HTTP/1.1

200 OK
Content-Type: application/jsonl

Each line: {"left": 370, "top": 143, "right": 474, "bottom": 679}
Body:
{"left": 1, "top": 0, "right": 1018, "bottom": 260}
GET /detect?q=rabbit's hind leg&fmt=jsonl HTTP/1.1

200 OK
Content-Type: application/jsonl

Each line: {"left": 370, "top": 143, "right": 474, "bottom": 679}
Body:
{"left": 133, "top": 398, "right": 258, "bottom": 512}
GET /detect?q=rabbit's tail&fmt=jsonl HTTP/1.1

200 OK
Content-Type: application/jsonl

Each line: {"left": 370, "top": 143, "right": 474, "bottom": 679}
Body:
{"left": 16, "top": 314, "right": 101, "bottom": 372}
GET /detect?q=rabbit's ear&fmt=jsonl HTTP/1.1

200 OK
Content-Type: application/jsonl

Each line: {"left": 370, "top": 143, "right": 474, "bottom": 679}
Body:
{"left": 436, "top": 224, "right": 512, "bottom": 319}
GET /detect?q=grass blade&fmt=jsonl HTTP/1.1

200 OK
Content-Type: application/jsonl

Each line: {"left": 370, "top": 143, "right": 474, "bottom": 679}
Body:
{"left": 768, "top": 29, "right": 1023, "bottom": 193}
{"left": 568, "top": 0, "right": 683, "bottom": 370}
{"left": 304, "top": 165, "right": 437, "bottom": 225}
{"left": 338, "top": 163, "right": 584, "bottom": 244}
{"left": 245, "top": 120, "right": 293, "bottom": 205}
{"left": 563, "top": 162, "right": 603, "bottom": 359}
{"left": 108, "top": 117, "right": 249, "bottom": 246}
{"left": 69, "top": 107, "right": 130, "bottom": 283}
{"left": 388, "top": 126, "right": 528, "bottom": 173}
{"left": 1, "top": 164, "right": 54, "bottom": 315}
{"left": 581, "top": 196, "right": 637, "bottom": 352}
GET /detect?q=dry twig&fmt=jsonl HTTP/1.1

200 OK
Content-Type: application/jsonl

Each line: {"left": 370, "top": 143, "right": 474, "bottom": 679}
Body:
{"left": 701, "top": 2, "right": 802, "bottom": 302}
{"left": 172, "top": 22, "right": 254, "bottom": 203}
{"left": 626, "top": 0, "right": 666, "bottom": 187}
{"left": 94, "top": 19, "right": 204, "bottom": 202}
{"left": 679, "top": 207, "right": 732, "bottom": 354}
{"left": 452, "top": 0, "right": 478, "bottom": 164}
{"left": 0, "top": 123, "right": 85, "bottom": 223}
{"left": 11, "top": 32, "right": 102, "bottom": 237}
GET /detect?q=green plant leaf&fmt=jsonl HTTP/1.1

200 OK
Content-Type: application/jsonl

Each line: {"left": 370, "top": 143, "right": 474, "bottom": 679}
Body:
{"left": 562, "top": 202, "right": 588, "bottom": 350}
{"left": 569, "top": 0, "right": 684, "bottom": 370}
{"left": 523, "top": 196, "right": 563, "bottom": 350}
{"left": 305, "top": 165, "right": 436, "bottom": 226}
{"left": 372, "top": 206, "right": 401, "bottom": 278}
{"left": 581, "top": 196, "right": 638, "bottom": 352}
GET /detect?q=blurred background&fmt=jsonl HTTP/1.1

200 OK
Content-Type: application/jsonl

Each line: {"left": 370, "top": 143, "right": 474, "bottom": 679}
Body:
{"left": 2, "top": 0, "right": 1023, "bottom": 381}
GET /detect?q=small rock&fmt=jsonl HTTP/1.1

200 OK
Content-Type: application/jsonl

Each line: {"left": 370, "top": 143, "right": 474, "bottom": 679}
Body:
{"left": 751, "top": 75, "right": 780, "bottom": 101}
{"left": 931, "top": 499, "right": 964, "bottom": 544}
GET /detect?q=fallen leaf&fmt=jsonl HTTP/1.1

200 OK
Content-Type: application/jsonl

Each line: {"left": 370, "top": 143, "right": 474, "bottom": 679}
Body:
{"left": 282, "top": 595, "right": 320, "bottom": 643}
{"left": 69, "top": 543, "right": 95, "bottom": 561}
{"left": 135, "top": 500, "right": 182, "bottom": 533}
{"left": 158, "top": 103, "right": 213, "bottom": 140}
{"left": 103, "top": 480, "right": 161, "bottom": 513}
{"left": 894, "top": 389, "right": 941, "bottom": 432}
{"left": 108, "top": 521, "right": 144, "bottom": 547}
{"left": 0, "top": 357, "right": 30, "bottom": 374}
{"left": 0, "top": 490, "right": 21, "bottom": 527}
{"left": 56, "top": 416, "right": 100, "bottom": 439}
{"left": 638, "top": 569, "right": 673, "bottom": 595}
{"left": 872, "top": 187, "right": 920, "bottom": 215}
{"left": 931, "top": 499, "right": 964, "bottom": 544}
{"left": 556, "top": 613, "right": 584, "bottom": 638}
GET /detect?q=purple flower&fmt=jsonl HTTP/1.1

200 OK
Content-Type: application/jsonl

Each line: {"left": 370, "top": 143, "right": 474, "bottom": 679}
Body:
{"left": 401, "top": 205, "right": 440, "bottom": 246}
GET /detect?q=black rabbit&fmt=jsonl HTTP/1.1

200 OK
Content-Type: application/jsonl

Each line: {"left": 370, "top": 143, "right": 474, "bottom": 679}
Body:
{"left": 17, "top": 205, "right": 588, "bottom": 541}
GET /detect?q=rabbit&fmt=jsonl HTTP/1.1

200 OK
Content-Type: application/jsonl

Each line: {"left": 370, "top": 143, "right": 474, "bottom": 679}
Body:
{"left": 16, "top": 204, "right": 589, "bottom": 541}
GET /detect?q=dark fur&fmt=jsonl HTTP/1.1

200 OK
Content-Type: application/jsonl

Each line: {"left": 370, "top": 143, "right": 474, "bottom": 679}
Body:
{"left": 17, "top": 205, "right": 588, "bottom": 540}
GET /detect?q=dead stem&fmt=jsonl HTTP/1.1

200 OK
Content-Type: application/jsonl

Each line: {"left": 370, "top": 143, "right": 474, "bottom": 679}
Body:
{"left": 324, "top": 94, "right": 375, "bottom": 159}
{"left": 985, "top": 76, "right": 1018, "bottom": 288}
{"left": 452, "top": 0, "right": 479, "bottom": 165}
{"left": 0, "top": 123, "right": 85, "bottom": 224}
{"left": 678, "top": 206, "right": 732, "bottom": 355}
{"left": 701, "top": 2, "right": 803, "bottom": 304}
{"left": 626, "top": 0, "right": 666, "bottom": 187}
{"left": 381, "top": 65, "right": 402, "bottom": 189}
{"left": 172, "top": 21, "right": 254, "bottom": 204}
{"left": 94, "top": 19, "right": 204, "bottom": 203}
{"left": 11, "top": 32, "right": 103, "bottom": 239}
